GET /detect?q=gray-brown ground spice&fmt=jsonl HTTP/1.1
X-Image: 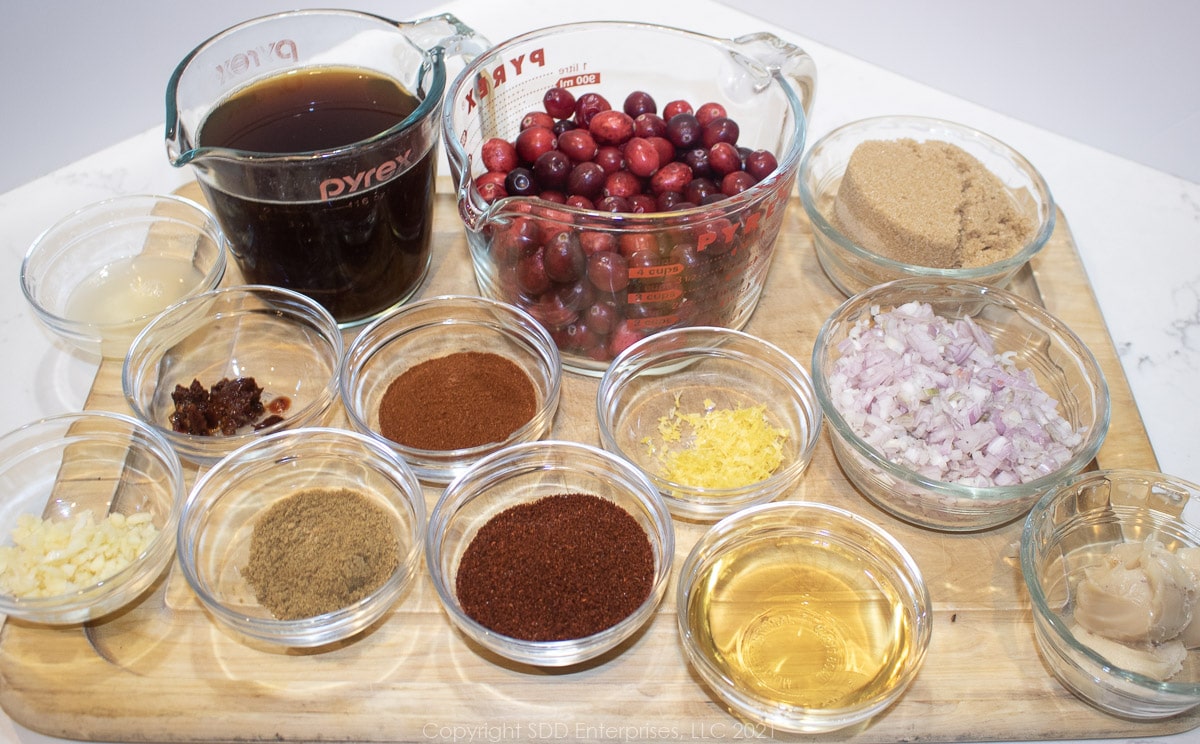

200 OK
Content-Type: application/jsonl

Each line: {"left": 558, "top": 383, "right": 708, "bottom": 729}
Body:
{"left": 454, "top": 493, "right": 654, "bottom": 642}
{"left": 243, "top": 487, "right": 400, "bottom": 620}
{"left": 831, "top": 138, "right": 1034, "bottom": 269}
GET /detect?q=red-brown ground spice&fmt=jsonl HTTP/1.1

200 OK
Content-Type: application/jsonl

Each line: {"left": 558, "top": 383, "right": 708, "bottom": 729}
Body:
{"left": 454, "top": 493, "right": 655, "bottom": 641}
{"left": 377, "top": 351, "right": 537, "bottom": 450}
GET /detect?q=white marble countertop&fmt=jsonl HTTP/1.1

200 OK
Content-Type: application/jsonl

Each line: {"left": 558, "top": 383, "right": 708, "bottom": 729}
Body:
{"left": 1, "top": 1, "right": 1198, "bottom": 742}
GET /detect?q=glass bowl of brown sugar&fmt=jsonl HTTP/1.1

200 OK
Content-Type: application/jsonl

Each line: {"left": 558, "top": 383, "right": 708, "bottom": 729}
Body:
{"left": 176, "top": 427, "right": 426, "bottom": 648}
{"left": 426, "top": 440, "right": 674, "bottom": 667}
{"left": 122, "top": 285, "right": 343, "bottom": 467}
{"left": 799, "top": 116, "right": 1055, "bottom": 297}
{"left": 340, "top": 295, "right": 562, "bottom": 484}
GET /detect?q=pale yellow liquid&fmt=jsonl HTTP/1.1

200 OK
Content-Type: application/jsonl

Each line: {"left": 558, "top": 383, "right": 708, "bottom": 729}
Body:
{"left": 687, "top": 535, "right": 917, "bottom": 710}
{"left": 66, "top": 255, "right": 206, "bottom": 324}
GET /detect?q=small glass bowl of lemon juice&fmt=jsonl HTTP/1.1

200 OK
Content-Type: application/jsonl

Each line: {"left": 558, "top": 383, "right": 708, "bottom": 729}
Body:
{"left": 20, "top": 194, "right": 227, "bottom": 358}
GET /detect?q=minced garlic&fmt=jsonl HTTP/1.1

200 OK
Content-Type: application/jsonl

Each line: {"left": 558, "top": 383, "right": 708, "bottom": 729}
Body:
{"left": 646, "top": 395, "right": 788, "bottom": 490}
{"left": 0, "top": 510, "right": 159, "bottom": 598}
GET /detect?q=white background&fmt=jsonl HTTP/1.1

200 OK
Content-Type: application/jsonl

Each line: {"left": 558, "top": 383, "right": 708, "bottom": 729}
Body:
{"left": 1, "top": 0, "right": 1198, "bottom": 195}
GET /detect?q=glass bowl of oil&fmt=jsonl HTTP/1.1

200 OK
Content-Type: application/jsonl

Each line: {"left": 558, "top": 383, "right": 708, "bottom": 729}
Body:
{"left": 20, "top": 194, "right": 228, "bottom": 358}
{"left": 677, "top": 501, "right": 932, "bottom": 734}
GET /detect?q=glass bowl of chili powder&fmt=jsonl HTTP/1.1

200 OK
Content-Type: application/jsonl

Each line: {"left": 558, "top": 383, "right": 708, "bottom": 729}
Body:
{"left": 341, "top": 295, "right": 562, "bottom": 484}
{"left": 426, "top": 439, "right": 674, "bottom": 667}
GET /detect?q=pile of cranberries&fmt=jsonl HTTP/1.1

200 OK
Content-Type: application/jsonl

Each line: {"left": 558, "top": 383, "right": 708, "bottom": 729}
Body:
{"left": 471, "top": 86, "right": 788, "bottom": 365}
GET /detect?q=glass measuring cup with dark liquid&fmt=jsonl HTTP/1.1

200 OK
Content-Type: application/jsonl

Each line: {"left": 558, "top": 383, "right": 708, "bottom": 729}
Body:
{"left": 166, "top": 10, "right": 486, "bottom": 326}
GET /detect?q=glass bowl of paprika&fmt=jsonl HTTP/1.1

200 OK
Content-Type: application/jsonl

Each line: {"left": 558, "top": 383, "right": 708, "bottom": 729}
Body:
{"left": 340, "top": 294, "right": 562, "bottom": 484}
{"left": 177, "top": 426, "right": 427, "bottom": 649}
{"left": 426, "top": 439, "right": 674, "bottom": 667}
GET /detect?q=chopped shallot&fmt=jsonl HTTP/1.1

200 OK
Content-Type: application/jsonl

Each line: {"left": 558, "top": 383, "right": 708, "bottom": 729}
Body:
{"left": 828, "top": 301, "right": 1083, "bottom": 487}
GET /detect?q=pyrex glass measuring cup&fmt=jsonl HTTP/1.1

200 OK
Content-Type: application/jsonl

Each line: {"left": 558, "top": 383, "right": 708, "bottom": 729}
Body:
{"left": 167, "top": 10, "right": 487, "bottom": 327}
{"left": 443, "top": 21, "right": 816, "bottom": 374}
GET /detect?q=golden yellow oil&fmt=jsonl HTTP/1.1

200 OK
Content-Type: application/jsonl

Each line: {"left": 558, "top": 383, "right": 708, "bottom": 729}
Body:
{"left": 686, "top": 534, "right": 917, "bottom": 710}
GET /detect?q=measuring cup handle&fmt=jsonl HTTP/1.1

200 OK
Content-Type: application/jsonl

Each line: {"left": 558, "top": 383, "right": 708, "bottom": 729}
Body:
{"left": 400, "top": 13, "right": 492, "bottom": 60}
{"left": 732, "top": 32, "right": 817, "bottom": 119}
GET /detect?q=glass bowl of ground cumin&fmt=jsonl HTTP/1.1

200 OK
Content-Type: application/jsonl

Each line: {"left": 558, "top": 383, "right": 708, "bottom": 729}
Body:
{"left": 177, "top": 427, "right": 426, "bottom": 648}
{"left": 812, "top": 278, "right": 1109, "bottom": 532}
{"left": 341, "top": 295, "right": 561, "bottom": 484}
{"left": 426, "top": 440, "right": 674, "bottom": 667}
{"left": 597, "top": 326, "right": 823, "bottom": 521}
{"left": 799, "top": 116, "right": 1055, "bottom": 297}
{"left": 123, "top": 285, "right": 344, "bottom": 467}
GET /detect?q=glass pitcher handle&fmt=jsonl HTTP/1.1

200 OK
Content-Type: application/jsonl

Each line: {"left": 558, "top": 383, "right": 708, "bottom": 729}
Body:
{"left": 730, "top": 31, "right": 817, "bottom": 119}
{"left": 399, "top": 13, "right": 491, "bottom": 60}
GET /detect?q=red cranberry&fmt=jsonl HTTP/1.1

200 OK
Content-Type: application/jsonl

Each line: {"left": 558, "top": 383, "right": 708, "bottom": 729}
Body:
{"left": 539, "top": 190, "right": 566, "bottom": 204}
{"left": 647, "top": 136, "right": 675, "bottom": 168}
{"left": 662, "top": 100, "right": 693, "bottom": 119}
{"left": 744, "top": 149, "right": 778, "bottom": 181}
{"left": 603, "top": 170, "right": 642, "bottom": 199}
{"left": 619, "top": 233, "right": 658, "bottom": 258}
{"left": 521, "top": 111, "right": 555, "bottom": 131}
{"left": 565, "top": 195, "right": 594, "bottom": 210}
{"left": 543, "top": 231, "right": 585, "bottom": 283}
{"left": 557, "top": 128, "right": 598, "bottom": 162}
{"left": 628, "top": 194, "right": 657, "bottom": 213}
{"left": 542, "top": 87, "right": 576, "bottom": 119}
{"left": 515, "top": 126, "right": 556, "bottom": 164}
{"left": 504, "top": 167, "right": 537, "bottom": 197}
{"left": 623, "top": 90, "right": 657, "bottom": 117}
{"left": 701, "top": 117, "right": 740, "bottom": 147}
{"left": 533, "top": 150, "right": 572, "bottom": 191}
{"left": 587, "top": 251, "right": 629, "bottom": 293}
{"left": 684, "top": 177, "right": 719, "bottom": 204}
{"left": 585, "top": 299, "right": 620, "bottom": 336}
{"left": 681, "top": 147, "right": 712, "bottom": 178}
{"left": 649, "top": 161, "right": 693, "bottom": 195}
{"left": 517, "top": 248, "right": 552, "bottom": 294}
{"left": 474, "top": 171, "right": 508, "bottom": 203}
{"left": 695, "top": 102, "right": 727, "bottom": 126}
{"left": 721, "top": 170, "right": 757, "bottom": 196}
{"left": 608, "top": 320, "right": 644, "bottom": 357}
{"left": 595, "top": 195, "right": 631, "bottom": 213}
{"left": 579, "top": 231, "right": 617, "bottom": 256}
{"left": 655, "top": 191, "right": 685, "bottom": 211}
{"left": 589, "top": 110, "right": 635, "bottom": 146}
{"left": 665, "top": 113, "right": 702, "bottom": 148}
{"left": 633, "top": 113, "right": 667, "bottom": 139}
{"left": 567, "top": 161, "right": 606, "bottom": 199}
{"left": 708, "top": 142, "right": 743, "bottom": 176}
{"left": 594, "top": 146, "right": 624, "bottom": 174}
{"left": 574, "top": 92, "right": 611, "bottom": 127}
{"left": 481, "top": 138, "right": 518, "bottom": 173}
{"left": 623, "top": 137, "right": 661, "bottom": 178}
{"left": 552, "top": 119, "right": 578, "bottom": 137}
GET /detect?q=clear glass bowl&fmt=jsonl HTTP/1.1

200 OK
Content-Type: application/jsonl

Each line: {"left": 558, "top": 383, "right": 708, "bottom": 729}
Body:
{"left": 0, "top": 411, "right": 185, "bottom": 624}
{"left": 443, "top": 21, "right": 816, "bottom": 374}
{"left": 799, "top": 116, "right": 1055, "bottom": 297}
{"left": 340, "top": 295, "right": 561, "bottom": 484}
{"left": 812, "top": 278, "right": 1110, "bottom": 531}
{"left": 425, "top": 440, "right": 674, "bottom": 667}
{"left": 677, "top": 501, "right": 932, "bottom": 733}
{"left": 1022, "top": 469, "right": 1200, "bottom": 719}
{"left": 122, "top": 285, "right": 343, "bottom": 467}
{"left": 176, "top": 427, "right": 426, "bottom": 648}
{"left": 20, "top": 194, "right": 227, "bottom": 358}
{"left": 597, "top": 326, "right": 822, "bottom": 521}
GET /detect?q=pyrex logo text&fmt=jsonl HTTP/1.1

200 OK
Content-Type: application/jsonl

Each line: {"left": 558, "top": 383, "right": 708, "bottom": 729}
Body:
{"left": 465, "top": 48, "right": 546, "bottom": 114}
{"left": 215, "top": 39, "right": 298, "bottom": 84}
{"left": 319, "top": 149, "right": 415, "bottom": 201}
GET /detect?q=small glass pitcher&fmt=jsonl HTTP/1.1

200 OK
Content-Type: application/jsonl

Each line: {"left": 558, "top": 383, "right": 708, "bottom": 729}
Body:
{"left": 167, "top": 10, "right": 487, "bottom": 326}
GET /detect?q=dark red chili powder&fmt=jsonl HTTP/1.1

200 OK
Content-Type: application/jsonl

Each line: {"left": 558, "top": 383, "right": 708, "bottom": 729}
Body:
{"left": 377, "top": 351, "right": 537, "bottom": 450}
{"left": 454, "top": 493, "right": 655, "bottom": 641}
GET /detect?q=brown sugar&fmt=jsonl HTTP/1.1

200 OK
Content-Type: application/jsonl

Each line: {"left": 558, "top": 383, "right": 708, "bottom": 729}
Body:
{"left": 831, "top": 138, "right": 1034, "bottom": 269}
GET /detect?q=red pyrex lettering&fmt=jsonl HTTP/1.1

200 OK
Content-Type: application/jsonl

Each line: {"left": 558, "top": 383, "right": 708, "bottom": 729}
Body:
{"left": 215, "top": 39, "right": 298, "bottom": 84}
{"left": 319, "top": 149, "right": 414, "bottom": 201}
{"left": 696, "top": 208, "right": 766, "bottom": 252}
{"left": 465, "top": 48, "right": 546, "bottom": 114}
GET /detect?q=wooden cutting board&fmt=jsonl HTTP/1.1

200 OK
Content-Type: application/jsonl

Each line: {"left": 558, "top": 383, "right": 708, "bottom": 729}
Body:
{"left": 1, "top": 179, "right": 1193, "bottom": 743}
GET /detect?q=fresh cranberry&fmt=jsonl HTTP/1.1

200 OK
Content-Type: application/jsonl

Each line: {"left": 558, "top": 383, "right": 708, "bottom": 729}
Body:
{"left": 514, "top": 126, "right": 557, "bottom": 164}
{"left": 708, "top": 142, "right": 743, "bottom": 176}
{"left": 474, "top": 171, "right": 508, "bottom": 203}
{"left": 665, "top": 113, "right": 702, "bottom": 149}
{"left": 633, "top": 113, "right": 667, "bottom": 139}
{"left": 662, "top": 100, "right": 693, "bottom": 119}
{"left": 557, "top": 128, "right": 598, "bottom": 162}
{"left": 517, "top": 248, "right": 552, "bottom": 295}
{"left": 603, "top": 170, "right": 642, "bottom": 199}
{"left": 619, "top": 232, "right": 658, "bottom": 258}
{"left": 695, "top": 102, "right": 727, "bottom": 126}
{"left": 565, "top": 195, "right": 594, "bottom": 210}
{"left": 647, "top": 137, "right": 675, "bottom": 168}
{"left": 623, "top": 90, "right": 657, "bottom": 117}
{"left": 481, "top": 137, "right": 519, "bottom": 173}
{"left": 587, "top": 251, "right": 629, "bottom": 293}
{"left": 628, "top": 194, "right": 657, "bottom": 213}
{"left": 585, "top": 299, "right": 620, "bottom": 336}
{"left": 594, "top": 146, "right": 625, "bottom": 174}
{"left": 682, "top": 147, "right": 712, "bottom": 178}
{"left": 589, "top": 110, "right": 636, "bottom": 146}
{"left": 543, "top": 231, "right": 586, "bottom": 283}
{"left": 542, "top": 87, "right": 576, "bottom": 119}
{"left": 531, "top": 150, "right": 569, "bottom": 191}
{"left": 567, "top": 161, "right": 606, "bottom": 199}
{"left": 552, "top": 119, "right": 578, "bottom": 137}
{"left": 579, "top": 231, "right": 617, "bottom": 256}
{"left": 623, "top": 137, "right": 661, "bottom": 178}
{"left": 656, "top": 191, "right": 685, "bottom": 211}
{"left": 684, "top": 177, "right": 719, "bottom": 204}
{"left": 701, "top": 117, "right": 740, "bottom": 147}
{"left": 608, "top": 320, "right": 644, "bottom": 357}
{"left": 504, "top": 167, "right": 537, "bottom": 197}
{"left": 521, "top": 111, "right": 556, "bottom": 131}
{"left": 744, "top": 149, "right": 778, "bottom": 181}
{"left": 649, "top": 161, "right": 693, "bottom": 195}
{"left": 595, "top": 195, "right": 631, "bottom": 212}
{"left": 574, "top": 92, "right": 611, "bottom": 127}
{"left": 721, "top": 170, "right": 757, "bottom": 196}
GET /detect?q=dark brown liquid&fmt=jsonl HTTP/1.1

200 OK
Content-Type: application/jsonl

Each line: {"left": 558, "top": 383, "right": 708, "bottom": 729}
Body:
{"left": 197, "top": 66, "right": 434, "bottom": 324}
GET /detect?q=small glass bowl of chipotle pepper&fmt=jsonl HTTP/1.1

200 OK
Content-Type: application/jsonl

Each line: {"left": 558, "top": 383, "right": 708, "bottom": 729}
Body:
{"left": 340, "top": 295, "right": 562, "bottom": 484}
{"left": 426, "top": 439, "right": 674, "bottom": 667}
{"left": 122, "top": 285, "right": 343, "bottom": 467}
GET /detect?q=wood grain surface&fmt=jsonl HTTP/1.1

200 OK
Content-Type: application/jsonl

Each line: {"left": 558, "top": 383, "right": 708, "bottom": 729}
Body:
{"left": 0, "top": 180, "right": 1192, "bottom": 743}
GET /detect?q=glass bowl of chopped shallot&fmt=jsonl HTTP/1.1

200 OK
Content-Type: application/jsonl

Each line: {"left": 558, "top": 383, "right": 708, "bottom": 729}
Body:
{"left": 0, "top": 411, "right": 185, "bottom": 624}
{"left": 122, "top": 285, "right": 343, "bottom": 467}
{"left": 1022, "top": 469, "right": 1200, "bottom": 719}
{"left": 597, "top": 326, "right": 823, "bottom": 521}
{"left": 812, "top": 278, "right": 1110, "bottom": 532}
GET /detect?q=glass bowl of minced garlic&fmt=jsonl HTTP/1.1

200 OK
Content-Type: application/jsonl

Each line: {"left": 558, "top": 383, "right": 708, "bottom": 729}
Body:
{"left": 799, "top": 115, "right": 1055, "bottom": 298}
{"left": 597, "top": 326, "right": 822, "bottom": 522}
